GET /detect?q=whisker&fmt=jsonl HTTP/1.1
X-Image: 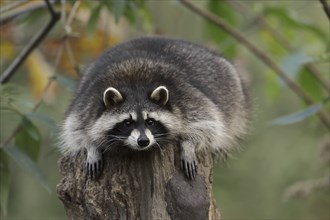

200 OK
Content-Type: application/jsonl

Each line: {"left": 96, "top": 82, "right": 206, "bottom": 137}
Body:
{"left": 97, "top": 137, "right": 123, "bottom": 149}
{"left": 154, "top": 141, "right": 163, "bottom": 152}
{"left": 105, "top": 134, "right": 126, "bottom": 139}
{"left": 101, "top": 140, "right": 123, "bottom": 153}
{"left": 153, "top": 134, "right": 169, "bottom": 139}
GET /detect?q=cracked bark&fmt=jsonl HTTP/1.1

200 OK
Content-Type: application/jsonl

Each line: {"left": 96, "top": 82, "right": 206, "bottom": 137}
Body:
{"left": 57, "top": 143, "right": 220, "bottom": 220}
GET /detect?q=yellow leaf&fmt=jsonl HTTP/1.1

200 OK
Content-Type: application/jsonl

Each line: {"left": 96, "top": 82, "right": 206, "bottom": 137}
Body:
{"left": 25, "top": 50, "right": 57, "bottom": 104}
{"left": 0, "top": 39, "right": 15, "bottom": 61}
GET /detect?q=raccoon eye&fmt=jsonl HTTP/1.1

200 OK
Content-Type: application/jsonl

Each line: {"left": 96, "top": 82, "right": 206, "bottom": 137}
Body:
{"left": 123, "top": 119, "right": 133, "bottom": 127}
{"left": 146, "top": 118, "right": 155, "bottom": 126}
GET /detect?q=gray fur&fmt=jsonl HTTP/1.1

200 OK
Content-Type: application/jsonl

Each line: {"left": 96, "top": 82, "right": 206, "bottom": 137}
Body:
{"left": 60, "top": 37, "right": 249, "bottom": 180}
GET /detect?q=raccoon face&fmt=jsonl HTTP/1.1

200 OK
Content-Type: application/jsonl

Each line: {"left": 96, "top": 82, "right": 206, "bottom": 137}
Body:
{"left": 107, "top": 111, "right": 169, "bottom": 151}
{"left": 89, "top": 86, "right": 175, "bottom": 151}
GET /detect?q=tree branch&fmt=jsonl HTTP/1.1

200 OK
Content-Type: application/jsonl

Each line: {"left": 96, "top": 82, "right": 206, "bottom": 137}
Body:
{"left": 229, "top": 0, "right": 330, "bottom": 92}
{"left": 57, "top": 143, "right": 220, "bottom": 219}
{"left": 319, "top": 0, "right": 330, "bottom": 20}
{"left": 180, "top": 0, "right": 330, "bottom": 130}
{"left": 0, "top": 0, "right": 60, "bottom": 84}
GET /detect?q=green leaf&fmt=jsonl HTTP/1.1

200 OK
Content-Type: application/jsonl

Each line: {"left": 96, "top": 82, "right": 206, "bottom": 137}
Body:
{"left": 265, "top": 70, "right": 280, "bottom": 101}
{"left": 3, "top": 146, "right": 50, "bottom": 193}
{"left": 281, "top": 52, "right": 313, "bottom": 78}
{"left": 55, "top": 74, "right": 77, "bottom": 92}
{"left": 82, "top": 0, "right": 93, "bottom": 8}
{"left": 0, "top": 83, "right": 21, "bottom": 97}
{"left": 298, "top": 69, "right": 323, "bottom": 102}
{"left": 103, "top": 0, "right": 142, "bottom": 24}
{"left": 258, "top": 29, "right": 286, "bottom": 59}
{"left": 138, "top": 7, "right": 153, "bottom": 32}
{"left": 0, "top": 84, "right": 33, "bottom": 115}
{"left": 316, "top": 52, "right": 330, "bottom": 63}
{"left": 112, "top": 0, "right": 127, "bottom": 23}
{"left": 20, "top": 116, "right": 40, "bottom": 141}
{"left": 124, "top": 1, "right": 138, "bottom": 23}
{"left": 86, "top": 4, "right": 103, "bottom": 38}
{"left": 264, "top": 7, "right": 327, "bottom": 42}
{"left": 0, "top": 84, "right": 23, "bottom": 111}
{"left": 15, "top": 116, "right": 41, "bottom": 161}
{"left": 270, "top": 103, "right": 323, "bottom": 125}
{"left": 25, "top": 112, "right": 58, "bottom": 132}
{"left": 0, "top": 107, "right": 18, "bottom": 114}
{"left": 206, "top": 0, "right": 237, "bottom": 57}
{"left": 0, "top": 149, "right": 10, "bottom": 216}
{"left": 102, "top": 0, "right": 112, "bottom": 10}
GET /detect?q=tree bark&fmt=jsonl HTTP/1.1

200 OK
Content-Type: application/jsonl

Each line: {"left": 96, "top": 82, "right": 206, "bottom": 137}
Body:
{"left": 57, "top": 143, "right": 220, "bottom": 220}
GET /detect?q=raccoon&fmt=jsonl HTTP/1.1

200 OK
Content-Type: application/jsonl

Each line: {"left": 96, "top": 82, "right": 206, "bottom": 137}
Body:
{"left": 60, "top": 37, "right": 249, "bottom": 180}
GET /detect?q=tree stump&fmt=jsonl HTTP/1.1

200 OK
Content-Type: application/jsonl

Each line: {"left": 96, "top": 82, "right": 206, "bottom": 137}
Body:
{"left": 57, "top": 143, "right": 220, "bottom": 219}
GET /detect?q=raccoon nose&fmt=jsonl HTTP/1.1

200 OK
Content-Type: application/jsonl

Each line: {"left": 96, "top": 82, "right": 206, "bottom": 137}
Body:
{"left": 137, "top": 137, "right": 150, "bottom": 147}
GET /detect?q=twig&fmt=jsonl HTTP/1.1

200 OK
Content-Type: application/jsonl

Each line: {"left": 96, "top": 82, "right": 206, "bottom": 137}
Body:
{"left": 283, "top": 175, "right": 329, "bottom": 201}
{"left": 64, "top": 40, "right": 79, "bottom": 75}
{"left": 63, "top": 0, "right": 81, "bottom": 76}
{"left": 0, "top": 0, "right": 60, "bottom": 84}
{"left": 65, "top": 0, "right": 80, "bottom": 32}
{"left": 33, "top": 46, "right": 64, "bottom": 112}
{"left": 180, "top": 0, "right": 330, "bottom": 130}
{"left": 320, "top": 0, "right": 330, "bottom": 20}
{"left": 229, "top": 0, "right": 330, "bottom": 92}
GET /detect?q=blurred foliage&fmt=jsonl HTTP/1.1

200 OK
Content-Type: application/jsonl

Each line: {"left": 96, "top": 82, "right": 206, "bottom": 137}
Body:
{"left": 206, "top": 0, "right": 237, "bottom": 57}
{"left": 0, "top": 0, "right": 329, "bottom": 219}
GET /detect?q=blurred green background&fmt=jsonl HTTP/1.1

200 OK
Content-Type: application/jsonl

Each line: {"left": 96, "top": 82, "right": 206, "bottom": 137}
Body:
{"left": 0, "top": 0, "right": 329, "bottom": 219}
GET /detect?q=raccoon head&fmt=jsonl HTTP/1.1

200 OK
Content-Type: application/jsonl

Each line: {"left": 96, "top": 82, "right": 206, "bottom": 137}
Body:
{"left": 89, "top": 85, "right": 179, "bottom": 151}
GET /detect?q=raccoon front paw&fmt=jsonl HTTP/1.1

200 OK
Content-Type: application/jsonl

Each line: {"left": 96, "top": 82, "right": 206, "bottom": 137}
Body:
{"left": 180, "top": 155, "right": 198, "bottom": 180}
{"left": 86, "top": 150, "right": 103, "bottom": 180}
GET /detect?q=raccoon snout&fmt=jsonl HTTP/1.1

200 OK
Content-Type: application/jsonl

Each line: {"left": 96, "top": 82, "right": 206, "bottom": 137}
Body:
{"left": 137, "top": 136, "right": 150, "bottom": 147}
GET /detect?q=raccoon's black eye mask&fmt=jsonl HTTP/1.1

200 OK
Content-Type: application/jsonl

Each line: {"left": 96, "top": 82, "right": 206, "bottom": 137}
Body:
{"left": 123, "top": 119, "right": 134, "bottom": 127}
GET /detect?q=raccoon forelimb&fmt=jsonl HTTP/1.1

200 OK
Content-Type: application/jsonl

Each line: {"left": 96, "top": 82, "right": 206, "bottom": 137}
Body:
{"left": 180, "top": 140, "right": 198, "bottom": 180}
{"left": 86, "top": 148, "right": 103, "bottom": 180}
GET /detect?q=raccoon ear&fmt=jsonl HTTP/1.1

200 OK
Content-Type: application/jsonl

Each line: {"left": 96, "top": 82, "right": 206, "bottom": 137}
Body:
{"left": 103, "top": 87, "right": 123, "bottom": 108}
{"left": 150, "top": 86, "right": 169, "bottom": 106}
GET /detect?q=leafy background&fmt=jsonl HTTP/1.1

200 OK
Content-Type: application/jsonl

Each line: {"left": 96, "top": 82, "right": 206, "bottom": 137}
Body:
{"left": 0, "top": 0, "right": 329, "bottom": 219}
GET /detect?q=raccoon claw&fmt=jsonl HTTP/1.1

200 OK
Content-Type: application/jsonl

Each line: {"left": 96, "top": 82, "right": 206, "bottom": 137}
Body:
{"left": 180, "top": 158, "right": 197, "bottom": 180}
{"left": 86, "top": 153, "right": 103, "bottom": 180}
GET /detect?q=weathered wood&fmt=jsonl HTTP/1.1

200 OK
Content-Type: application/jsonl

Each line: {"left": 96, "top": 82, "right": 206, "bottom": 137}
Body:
{"left": 57, "top": 143, "right": 220, "bottom": 219}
